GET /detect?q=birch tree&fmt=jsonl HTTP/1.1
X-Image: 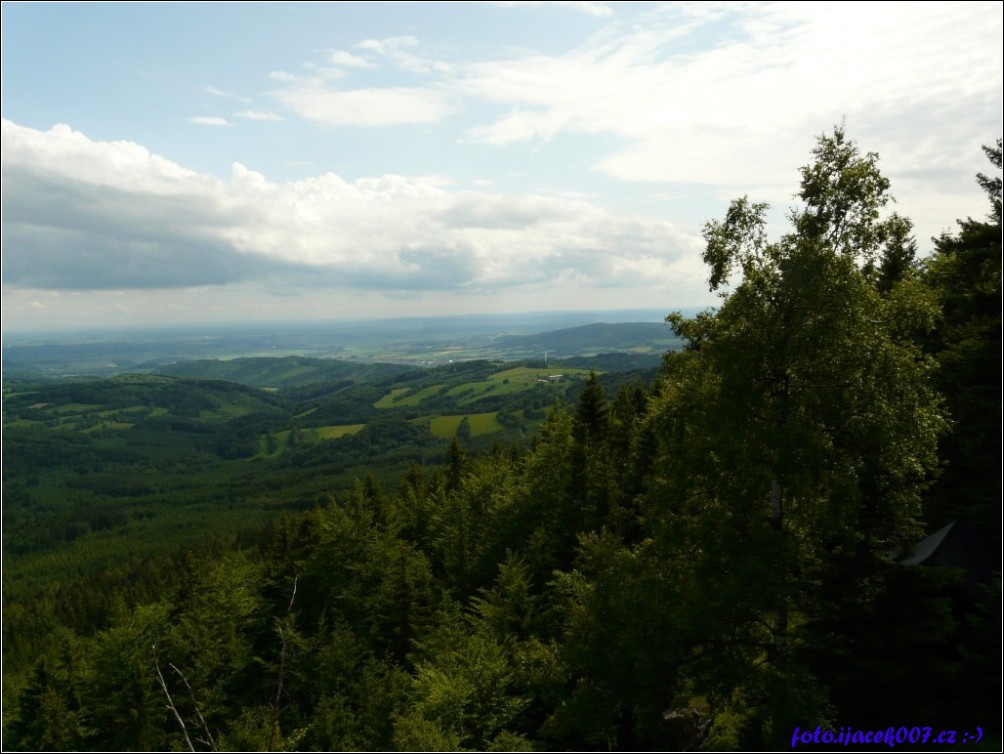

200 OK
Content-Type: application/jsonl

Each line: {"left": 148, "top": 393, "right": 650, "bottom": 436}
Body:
{"left": 648, "top": 126, "right": 945, "bottom": 745}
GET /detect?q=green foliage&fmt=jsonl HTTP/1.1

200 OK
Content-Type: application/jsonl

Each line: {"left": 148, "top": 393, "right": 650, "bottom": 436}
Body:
{"left": 3, "top": 133, "right": 997, "bottom": 752}
{"left": 921, "top": 138, "right": 1002, "bottom": 534}
{"left": 7, "top": 631, "right": 92, "bottom": 751}
{"left": 88, "top": 603, "right": 173, "bottom": 751}
{"left": 157, "top": 355, "right": 415, "bottom": 390}
{"left": 395, "top": 602, "right": 533, "bottom": 752}
{"left": 544, "top": 532, "right": 683, "bottom": 750}
{"left": 655, "top": 126, "right": 947, "bottom": 745}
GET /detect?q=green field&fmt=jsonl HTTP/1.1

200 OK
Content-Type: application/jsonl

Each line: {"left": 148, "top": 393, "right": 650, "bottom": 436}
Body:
{"left": 374, "top": 387, "right": 412, "bottom": 408}
{"left": 444, "top": 380, "right": 510, "bottom": 402}
{"left": 5, "top": 419, "right": 43, "bottom": 428}
{"left": 444, "top": 366, "right": 597, "bottom": 405}
{"left": 373, "top": 367, "right": 598, "bottom": 409}
{"left": 490, "top": 365, "right": 596, "bottom": 382}
{"left": 396, "top": 383, "right": 447, "bottom": 406}
{"left": 372, "top": 366, "right": 600, "bottom": 410}
{"left": 428, "top": 412, "right": 503, "bottom": 438}
{"left": 259, "top": 423, "right": 366, "bottom": 455}
{"left": 34, "top": 404, "right": 170, "bottom": 429}
{"left": 54, "top": 403, "right": 104, "bottom": 414}
{"left": 374, "top": 383, "right": 446, "bottom": 408}
{"left": 314, "top": 424, "right": 366, "bottom": 440}
{"left": 82, "top": 421, "right": 133, "bottom": 432}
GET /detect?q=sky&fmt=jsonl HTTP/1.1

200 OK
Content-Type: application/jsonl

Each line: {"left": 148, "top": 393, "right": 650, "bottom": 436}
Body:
{"left": 2, "top": 1, "right": 1001, "bottom": 332}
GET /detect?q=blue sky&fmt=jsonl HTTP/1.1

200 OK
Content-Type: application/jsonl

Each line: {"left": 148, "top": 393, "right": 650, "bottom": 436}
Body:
{"left": 2, "top": 1, "right": 1001, "bottom": 331}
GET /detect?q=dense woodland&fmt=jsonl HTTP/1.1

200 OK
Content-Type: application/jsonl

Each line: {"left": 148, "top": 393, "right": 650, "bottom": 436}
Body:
{"left": 2, "top": 129, "right": 1000, "bottom": 751}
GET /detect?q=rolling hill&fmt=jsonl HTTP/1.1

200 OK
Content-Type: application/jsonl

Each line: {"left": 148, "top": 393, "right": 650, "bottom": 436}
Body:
{"left": 155, "top": 355, "right": 415, "bottom": 389}
{"left": 493, "top": 321, "right": 681, "bottom": 357}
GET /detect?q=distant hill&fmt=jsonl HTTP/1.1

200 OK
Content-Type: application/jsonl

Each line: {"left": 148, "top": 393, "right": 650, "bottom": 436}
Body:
{"left": 494, "top": 322, "right": 681, "bottom": 357}
{"left": 151, "top": 328, "right": 676, "bottom": 391}
{"left": 556, "top": 352, "right": 664, "bottom": 371}
{"left": 2, "top": 312, "right": 697, "bottom": 375}
{"left": 154, "top": 356, "right": 415, "bottom": 389}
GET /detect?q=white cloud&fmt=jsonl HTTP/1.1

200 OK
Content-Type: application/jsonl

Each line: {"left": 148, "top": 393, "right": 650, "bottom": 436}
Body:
{"left": 189, "top": 115, "right": 232, "bottom": 126}
{"left": 234, "top": 109, "right": 284, "bottom": 122}
{"left": 451, "top": 0, "right": 1001, "bottom": 245}
{"left": 274, "top": 79, "right": 456, "bottom": 126}
{"left": 4, "top": 3, "right": 999, "bottom": 329}
{"left": 1, "top": 119, "right": 701, "bottom": 295}
{"left": 356, "top": 36, "right": 454, "bottom": 75}
{"left": 356, "top": 36, "right": 418, "bottom": 54}
{"left": 329, "top": 50, "right": 373, "bottom": 68}
{"left": 268, "top": 36, "right": 461, "bottom": 127}
{"left": 203, "top": 85, "right": 252, "bottom": 103}
{"left": 266, "top": 0, "right": 999, "bottom": 228}
{"left": 489, "top": 1, "right": 614, "bottom": 18}
{"left": 459, "top": 2, "right": 1001, "bottom": 189}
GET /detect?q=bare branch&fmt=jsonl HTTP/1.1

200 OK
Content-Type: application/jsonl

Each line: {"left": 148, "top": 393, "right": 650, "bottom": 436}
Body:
{"left": 153, "top": 648, "right": 195, "bottom": 753}
{"left": 286, "top": 573, "right": 298, "bottom": 615}
{"left": 274, "top": 574, "right": 299, "bottom": 707}
{"left": 170, "top": 663, "right": 218, "bottom": 752}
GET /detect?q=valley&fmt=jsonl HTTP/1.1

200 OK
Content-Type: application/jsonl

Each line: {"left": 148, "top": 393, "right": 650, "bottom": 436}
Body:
{"left": 2, "top": 318, "right": 668, "bottom": 708}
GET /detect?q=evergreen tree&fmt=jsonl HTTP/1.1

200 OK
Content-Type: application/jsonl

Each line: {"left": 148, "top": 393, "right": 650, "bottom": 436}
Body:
{"left": 568, "top": 373, "right": 619, "bottom": 534}
{"left": 573, "top": 372, "right": 609, "bottom": 444}
{"left": 921, "top": 138, "right": 1002, "bottom": 535}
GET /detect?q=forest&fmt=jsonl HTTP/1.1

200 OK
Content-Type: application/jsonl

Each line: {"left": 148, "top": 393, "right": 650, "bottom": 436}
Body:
{"left": 2, "top": 128, "right": 1000, "bottom": 751}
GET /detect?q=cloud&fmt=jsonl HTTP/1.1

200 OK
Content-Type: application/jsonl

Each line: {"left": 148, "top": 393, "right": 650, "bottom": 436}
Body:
{"left": 329, "top": 50, "right": 373, "bottom": 68}
{"left": 459, "top": 2, "right": 1001, "bottom": 189}
{"left": 1, "top": 120, "right": 701, "bottom": 294}
{"left": 234, "top": 109, "right": 284, "bottom": 122}
{"left": 489, "top": 1, "right": 614, "bottom": 18}
{"left": 269, "top": 36, "right": 461, "bottom": 127}
{"left": 188, "top": 115, "right": 232, "bottom": 126}
{"left": 356, "top": 37, "right": 411, "bottom": 54}
{"left": 443, "top": 1, "right": 1000, "bottom": 247}
{"left": 203, "top": 85, "right": 253, "bottom": 103}
{"left": 264, "top": 1, "right": 999, "bottom": 233}
{"left": 354, "top": 36, "right": 452, "bottom": 74}
{"left": 273, "top": 79, "right": 455, "bottom": 126}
